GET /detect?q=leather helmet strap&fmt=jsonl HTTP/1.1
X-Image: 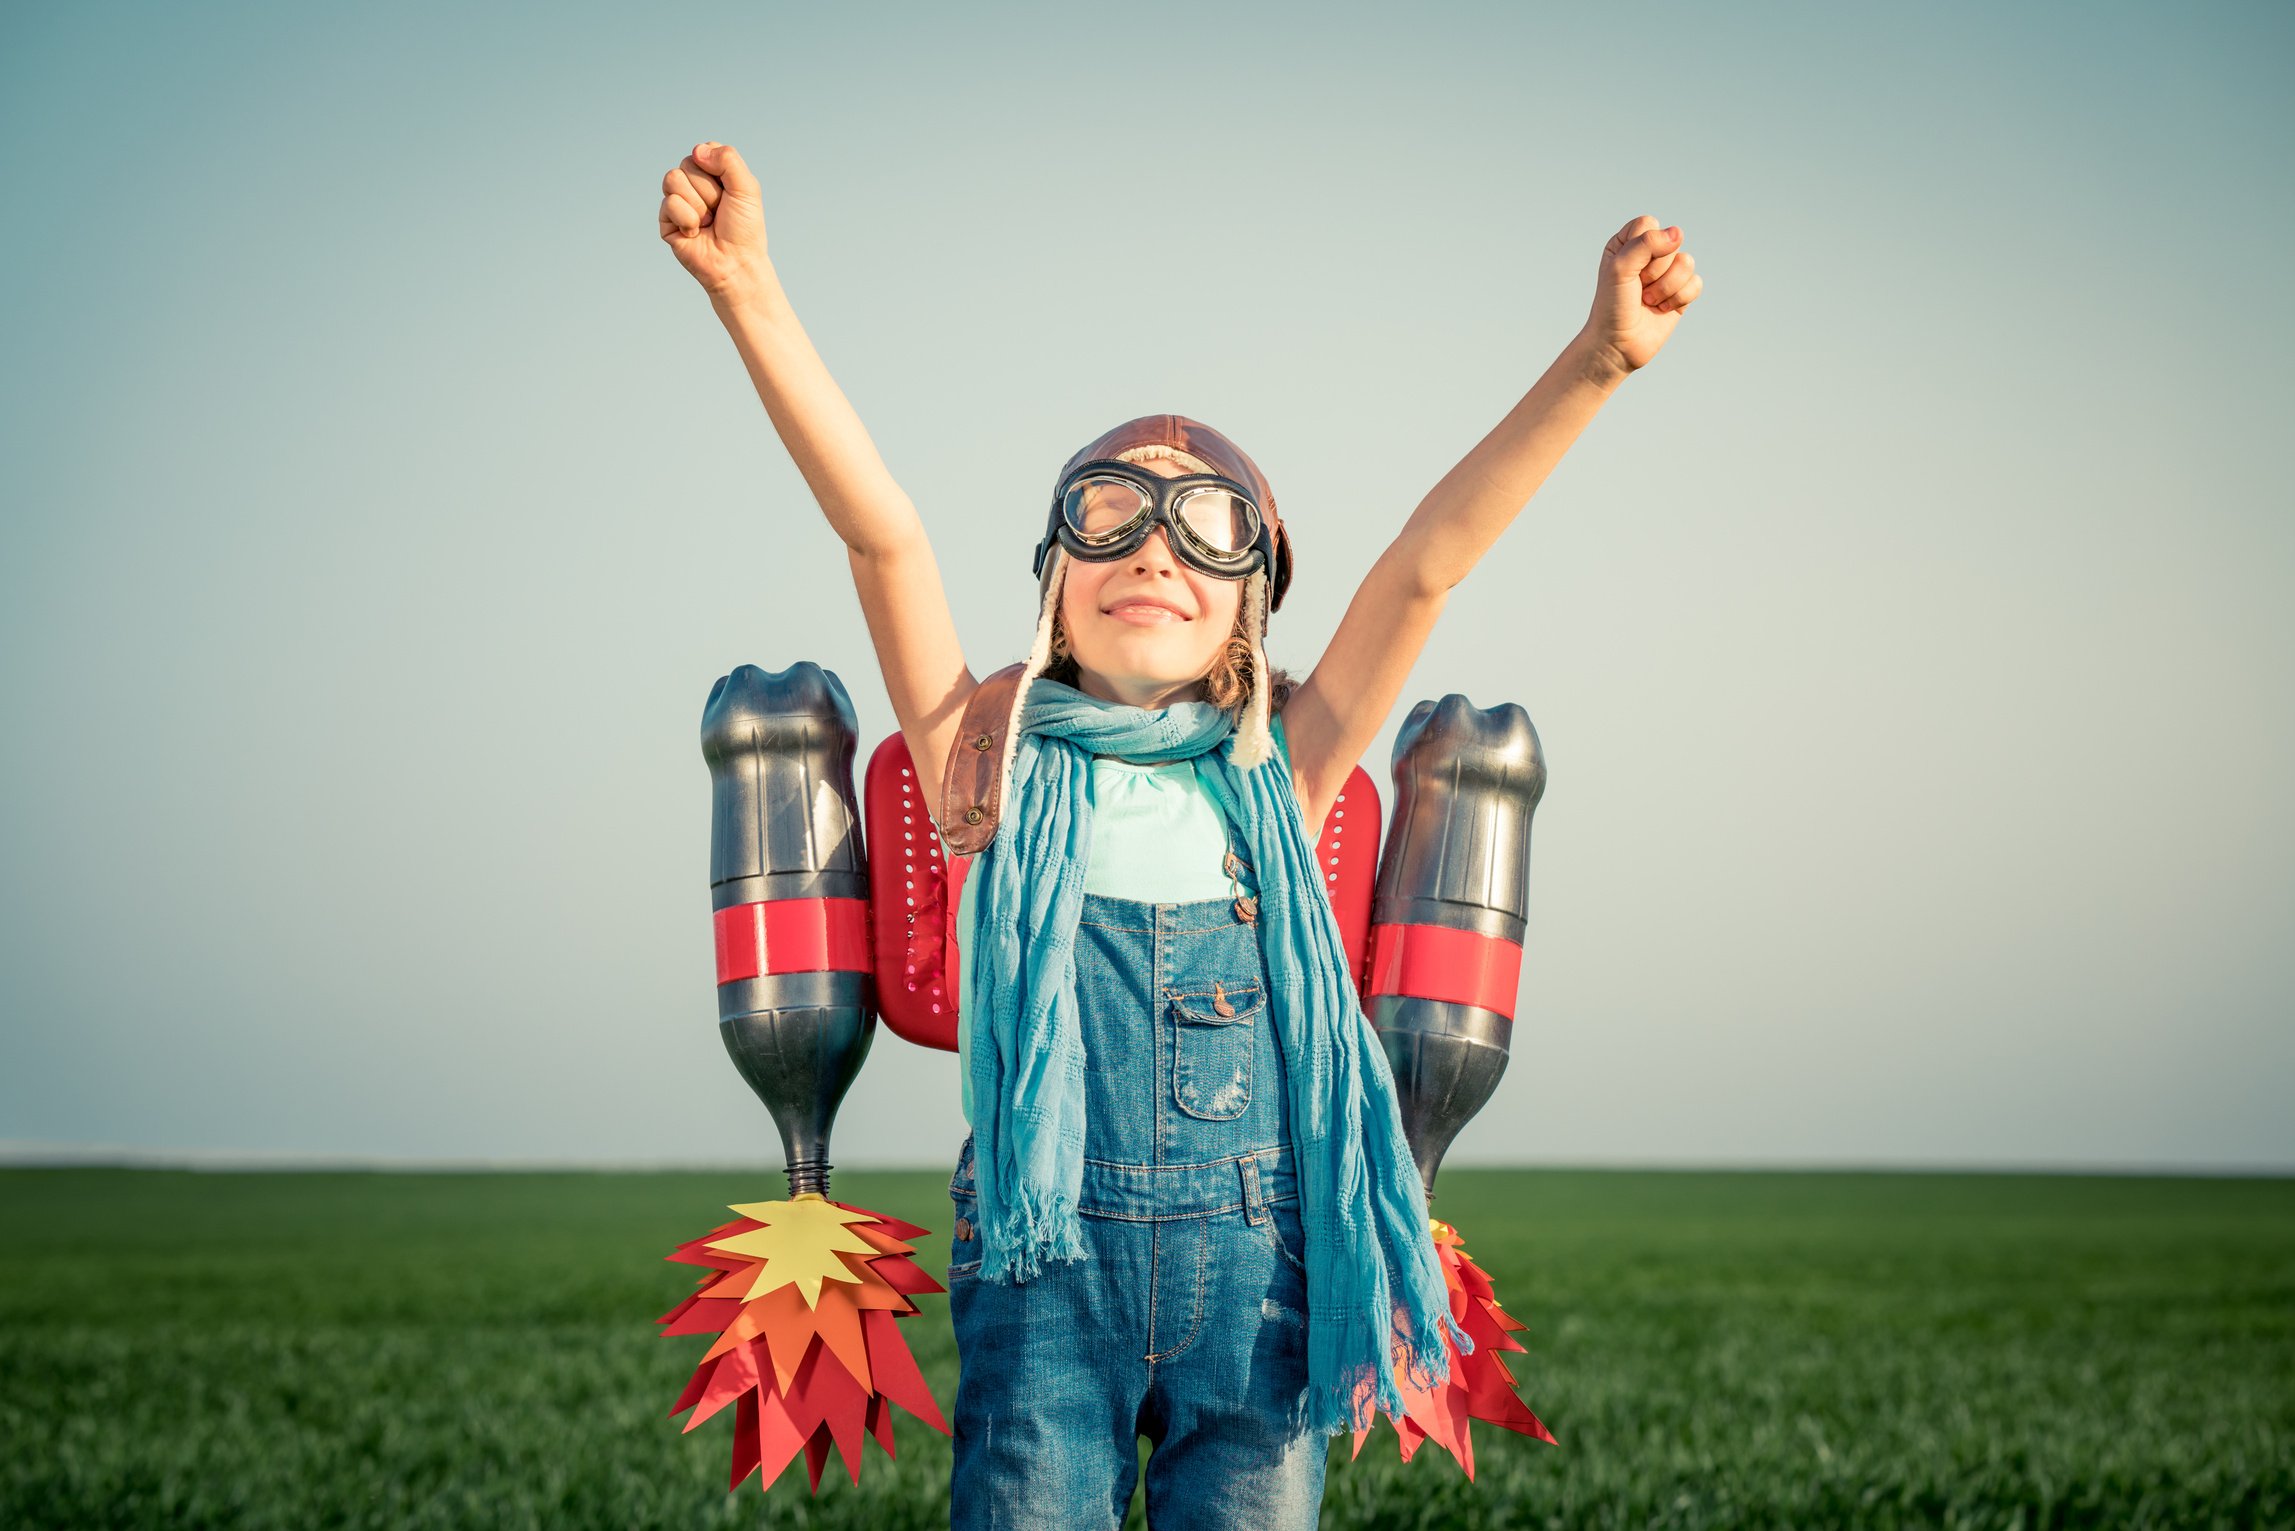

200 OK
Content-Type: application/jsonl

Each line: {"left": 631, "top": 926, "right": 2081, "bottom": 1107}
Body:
{"left": 936, "top": 661, "right": 1029, "bottom": 855}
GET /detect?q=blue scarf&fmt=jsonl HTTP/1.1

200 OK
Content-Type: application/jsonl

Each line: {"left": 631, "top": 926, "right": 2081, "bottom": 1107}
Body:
{"left": 964, "top": 676, "right": 1471, "bottom": 1437}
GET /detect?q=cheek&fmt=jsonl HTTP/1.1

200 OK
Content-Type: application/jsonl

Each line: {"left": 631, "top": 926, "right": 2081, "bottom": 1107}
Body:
{"left": 1060, "top": 567, "right": 1109, "bottom": 632}
{"left": 1200, "top": 587, "right": 1242, "bottom": 644}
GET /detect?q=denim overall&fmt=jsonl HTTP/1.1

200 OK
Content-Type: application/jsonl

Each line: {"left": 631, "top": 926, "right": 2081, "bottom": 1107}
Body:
{"left": 947, "top": 888, "right": 1326, "bottom": 1530}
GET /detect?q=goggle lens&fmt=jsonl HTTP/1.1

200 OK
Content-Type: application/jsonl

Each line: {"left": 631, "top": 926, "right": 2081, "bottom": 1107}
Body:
{"left": 1173, "top": 487, "right": 1252, "bottom": 553}
{"left": 1063, "top": 478, "right": 1151, "bottom": 540}
{"left": 1059, "top": 476, "right": 1258, "bottom": 558}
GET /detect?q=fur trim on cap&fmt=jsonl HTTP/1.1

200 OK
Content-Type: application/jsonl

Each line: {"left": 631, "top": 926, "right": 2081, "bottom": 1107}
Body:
{"left": 1227, "top": 568, "right": 1275, "bottom": 771}
{"left": 984, "top": 546, "right": 1069, "bottom": 836}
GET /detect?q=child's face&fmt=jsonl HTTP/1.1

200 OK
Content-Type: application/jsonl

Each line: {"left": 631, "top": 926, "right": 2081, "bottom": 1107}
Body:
{"left": 1057, "top": 458, "right": 1245, "bottom": 710}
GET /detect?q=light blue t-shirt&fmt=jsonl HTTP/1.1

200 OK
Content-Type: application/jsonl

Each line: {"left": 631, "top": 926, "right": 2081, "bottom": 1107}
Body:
{"left": 950, "top": 756, "right": 1238, "bottom": 1126}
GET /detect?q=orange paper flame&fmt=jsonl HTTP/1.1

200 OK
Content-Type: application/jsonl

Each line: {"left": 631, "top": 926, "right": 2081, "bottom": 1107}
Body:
{"left": 660, "top": 1193, "right": 950, "bottom": 1493}
{"left": 1349, "top": 1217, "right": 1554, "bottom": 1477}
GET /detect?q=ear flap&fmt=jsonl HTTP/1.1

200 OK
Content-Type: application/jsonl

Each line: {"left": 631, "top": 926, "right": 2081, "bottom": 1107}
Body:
{"left": 1004, "top": 547, "right": 1067, "bottom": 806}
{"left": 1228, "top": 568, "right": 1275, "bottom": 771}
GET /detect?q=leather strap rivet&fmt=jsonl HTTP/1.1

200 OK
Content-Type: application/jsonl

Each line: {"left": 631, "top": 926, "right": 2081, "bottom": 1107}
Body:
{"left": 973, "top": 732, "right": 994, "bottom": 751}
{"left": 963, "top": 806, "right": 984, "bottom": 825}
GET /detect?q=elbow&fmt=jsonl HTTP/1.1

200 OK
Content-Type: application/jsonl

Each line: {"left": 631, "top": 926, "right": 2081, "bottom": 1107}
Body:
{"left": 1378, "top": 543, "right": 1463, "bottom": 604}
{"left": 1419, "top": 565, "right": 1467, "bottom": 602}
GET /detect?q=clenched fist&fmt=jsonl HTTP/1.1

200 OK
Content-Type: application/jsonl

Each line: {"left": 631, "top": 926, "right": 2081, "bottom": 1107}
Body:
{"left": 1582, "top": 216, "right": 1704, "bottom": 380}
{"left": 660, "top": 141, "right": 770, "bottom": 302}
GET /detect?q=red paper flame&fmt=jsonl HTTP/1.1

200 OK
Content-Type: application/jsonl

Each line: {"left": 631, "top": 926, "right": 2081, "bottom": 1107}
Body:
{"left": 659, "top": 1198, "right": 950, "bottom": 1493}
{"left": 1349, "top": 1217, "right": 1554, "bottom": 1476}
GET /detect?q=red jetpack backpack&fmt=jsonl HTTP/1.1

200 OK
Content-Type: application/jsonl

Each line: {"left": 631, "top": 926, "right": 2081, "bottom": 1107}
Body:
{"left": 668, "top": 659, "right": 1551, "bottom": 1495}
{"left": 862, "top": 713, "right": 1379, "bottom": 1056}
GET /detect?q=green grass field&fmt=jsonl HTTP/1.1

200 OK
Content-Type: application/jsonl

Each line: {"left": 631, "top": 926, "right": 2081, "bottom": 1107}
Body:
{"left": 2, "top": 1167, "right": 2288, "bottom": 1528}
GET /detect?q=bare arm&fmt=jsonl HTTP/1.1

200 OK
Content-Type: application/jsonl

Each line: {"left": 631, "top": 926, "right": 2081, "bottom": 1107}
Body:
{"left": 1283, "top": 216, "right": 1705, "bottom": 829}
{"left": 709, "top": 277, "right": 977, "bottom": 810}
{"left": 662, "top": 141, "right": 977, "bottom": 812}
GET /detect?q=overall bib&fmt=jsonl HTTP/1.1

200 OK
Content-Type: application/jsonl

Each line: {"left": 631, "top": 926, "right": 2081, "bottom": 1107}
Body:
{"left": 947, "top": 889, "right": 1326, "bottom": 1530}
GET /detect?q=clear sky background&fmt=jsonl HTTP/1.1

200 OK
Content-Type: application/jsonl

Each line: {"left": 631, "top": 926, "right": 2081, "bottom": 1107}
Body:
{"left": 4, "top": 2, "right": 2289, "bottom": 1172}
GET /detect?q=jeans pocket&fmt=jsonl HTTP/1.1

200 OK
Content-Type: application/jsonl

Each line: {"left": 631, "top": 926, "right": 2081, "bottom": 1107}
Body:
{"left": 948, "top": 1188, "right": 981, "bottom": 1279}
{"left": 948, "top": 1134, "right": 982, "bottom": 1278}
{"left": 1169, "top": 981, "right": 1262, "bottom": 1121}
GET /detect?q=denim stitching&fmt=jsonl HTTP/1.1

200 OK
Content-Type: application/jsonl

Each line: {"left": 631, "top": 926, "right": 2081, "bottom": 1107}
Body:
{"left": 1168, "top": 977, "right": 1263, "bottom": 996}
{"left": 1170, "top": 994, "right": 1265, "bottom": 1024}
{"left": 1082, "top": 1203, "right": 1244, "bottom": 1224}
{"left": 1153, "top": 918, "right": 1170, "bottom": 1166}
{"left": 1081, "top": 1149, "right": 1280, "bottom": 1171}
{"left": 1143, "top": 1216, "right": 1162, "bottom": 1362}
{"left": 1143, "top": 1219, "right": 1211, "bottom": 1363}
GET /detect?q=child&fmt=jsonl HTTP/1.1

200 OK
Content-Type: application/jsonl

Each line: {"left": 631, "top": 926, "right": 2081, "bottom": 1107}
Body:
{"left": 661, "top": 139, "right": 1700, "bottom": 1529}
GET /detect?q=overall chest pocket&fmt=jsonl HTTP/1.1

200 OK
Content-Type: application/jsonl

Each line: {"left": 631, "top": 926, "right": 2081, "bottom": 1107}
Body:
{"left": 1168, "top": 979, "right": 1264, "bottom": 1121}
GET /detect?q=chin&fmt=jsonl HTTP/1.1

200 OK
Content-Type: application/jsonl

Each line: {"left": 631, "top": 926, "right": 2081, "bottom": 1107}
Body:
{"left": 1085, "top": 639, "right": 1219, "bottom": 682}
{"left": 1068, "top": 656, "right": 1215, "bottom": 703}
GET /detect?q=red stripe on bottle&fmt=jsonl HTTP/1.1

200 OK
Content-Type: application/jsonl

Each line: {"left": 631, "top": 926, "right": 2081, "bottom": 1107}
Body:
{"left": 1365, "top": 922, "right": 1523, "bottom": 1018}
{"left": 712, "top": 897, "right": 873, "bottom": 984}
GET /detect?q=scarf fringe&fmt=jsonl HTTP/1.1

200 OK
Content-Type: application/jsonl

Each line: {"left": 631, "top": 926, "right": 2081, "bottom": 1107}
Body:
{"left": 976, "top": 1189, "right": 1089, "bottom": 1285}
{"left": 1298, "top": 1301, "right": 1473, "bottom": 1437}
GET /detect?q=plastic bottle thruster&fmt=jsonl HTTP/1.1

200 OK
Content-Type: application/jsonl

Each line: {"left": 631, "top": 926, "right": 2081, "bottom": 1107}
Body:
{"left": 1366, "top": 695, "right": 1546, "bottom": 1199}
{"left": 700, "top": 661, "right": 876, "bottom": 1197}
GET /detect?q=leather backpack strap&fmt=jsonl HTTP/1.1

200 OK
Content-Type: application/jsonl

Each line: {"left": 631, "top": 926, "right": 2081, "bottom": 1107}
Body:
{"left": 937, "top": 661, "right": 1029, "bottom": 855}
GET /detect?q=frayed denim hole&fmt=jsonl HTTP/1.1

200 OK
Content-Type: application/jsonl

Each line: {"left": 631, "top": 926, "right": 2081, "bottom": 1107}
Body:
{"left": 1266, "top": 1199, "right": 1309, "bottom": 1275}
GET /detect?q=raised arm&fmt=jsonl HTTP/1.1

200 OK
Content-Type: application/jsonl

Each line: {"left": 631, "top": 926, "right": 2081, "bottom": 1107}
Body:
{"left": 661, "top": 141, "right": 978, "bottom": 812}
{"left": 1281, "top": 216, "right": 1704, "bottom": 830}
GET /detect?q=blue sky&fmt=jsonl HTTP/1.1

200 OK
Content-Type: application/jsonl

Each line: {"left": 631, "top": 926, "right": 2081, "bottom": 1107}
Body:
{"left": 3, "top": 1, "right": 2289, "bottom": 1169}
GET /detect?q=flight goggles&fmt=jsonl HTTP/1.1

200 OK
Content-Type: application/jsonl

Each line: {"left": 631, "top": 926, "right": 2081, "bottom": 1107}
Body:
{"left": 1031, "top": 460, "right": 1271, "bottom": 582}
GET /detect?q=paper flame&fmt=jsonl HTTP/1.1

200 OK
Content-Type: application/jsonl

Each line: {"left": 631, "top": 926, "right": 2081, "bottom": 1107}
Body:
{"left": 659, "top": 1193, "right": 951, "bottom": 1493}
{"left": 1350, "top": 1217, "right": 1555, "bottom": 1476}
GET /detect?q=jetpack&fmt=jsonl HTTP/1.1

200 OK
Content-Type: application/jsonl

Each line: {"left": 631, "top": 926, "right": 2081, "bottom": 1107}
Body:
{"left": 658, "top": 660, "right": 1552, "bottom": 1493}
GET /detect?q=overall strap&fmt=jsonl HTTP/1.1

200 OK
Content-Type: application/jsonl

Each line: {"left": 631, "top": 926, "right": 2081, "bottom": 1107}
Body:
{"left": 936, "top": 662, "right": 1028, "bottom": 855}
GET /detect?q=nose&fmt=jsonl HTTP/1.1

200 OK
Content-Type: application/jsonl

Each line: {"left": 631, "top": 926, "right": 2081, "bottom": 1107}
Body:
{"left": 1128, "top": 526, "right": 1180, "bottom": 574}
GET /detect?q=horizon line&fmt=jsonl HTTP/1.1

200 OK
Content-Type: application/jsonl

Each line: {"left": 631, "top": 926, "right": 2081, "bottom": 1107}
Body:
{"left": 2, "top": 1141, "right": 2289, "bottom": 1180}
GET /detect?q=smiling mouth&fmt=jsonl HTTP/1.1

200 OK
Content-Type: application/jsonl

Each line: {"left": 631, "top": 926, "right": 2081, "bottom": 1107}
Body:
{"left": 1104, "top": 600, "right": 1190, "bottom": 622}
